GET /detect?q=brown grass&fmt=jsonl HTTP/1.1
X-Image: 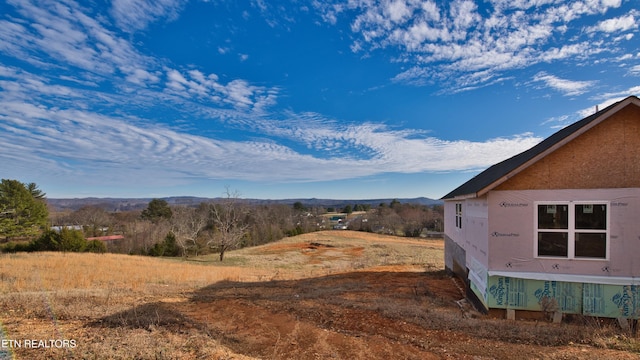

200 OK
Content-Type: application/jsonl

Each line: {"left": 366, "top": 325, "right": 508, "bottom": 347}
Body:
{"left": 0, "top": 252, "right": 261, "bottom": 293}
{"left": 0, "top": 231, "right": 638, "bottom": 359}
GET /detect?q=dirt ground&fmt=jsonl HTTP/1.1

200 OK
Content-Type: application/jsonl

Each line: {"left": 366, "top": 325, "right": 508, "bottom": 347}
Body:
{"left": 2, "top": 231, "right": 639, "bottom": 359}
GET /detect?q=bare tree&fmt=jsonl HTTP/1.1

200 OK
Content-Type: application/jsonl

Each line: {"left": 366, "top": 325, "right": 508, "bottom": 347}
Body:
{"left": 133, "top": 218, "right": 171, "bottom": 254}
{"left": 396, "top": 204, "right": 427, "bottom": 237}
{"left": 207, "top": 189, "right": 249, "bottom": 261}
{"left": 246, "top": 204, "right": 288, "bottom": 245}
{"left": 69, "top": 206, "right": 113, "bottom": 236}
{"left": 169, "top": 206, "right": 206, "bottom": 257}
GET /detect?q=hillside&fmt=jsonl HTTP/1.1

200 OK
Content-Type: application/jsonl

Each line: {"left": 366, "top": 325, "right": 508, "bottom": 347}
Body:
{"left": 0, "top": 231, "right": 637, "bottom": 359}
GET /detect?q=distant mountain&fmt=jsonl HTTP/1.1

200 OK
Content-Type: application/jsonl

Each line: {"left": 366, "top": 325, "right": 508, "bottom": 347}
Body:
{"left": 47, "top": 196, "right": 442, "bottom": 212}
{"left": 251, "top": 197, "right": 443, "bottom": 208}
{"left": 47, "top": 196, "right": 211, "bottom": 212}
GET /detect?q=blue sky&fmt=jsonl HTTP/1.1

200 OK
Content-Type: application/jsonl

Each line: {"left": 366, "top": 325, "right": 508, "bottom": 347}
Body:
{"left": 0, "top": 0, "right": 639, "bottom": 200}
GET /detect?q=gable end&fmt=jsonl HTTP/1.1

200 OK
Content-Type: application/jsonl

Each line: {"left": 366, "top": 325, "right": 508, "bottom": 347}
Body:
{"left": 442, "top": 96, "right": 640, "bottom": 199}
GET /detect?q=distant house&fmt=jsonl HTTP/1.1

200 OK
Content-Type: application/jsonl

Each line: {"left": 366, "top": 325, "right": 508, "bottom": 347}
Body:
{"left": 51, "top": 225, "right": 83, "bottom": 232}
{"left": 86, "top": 235, "right": 124, "bottom": 242}
{"left": 442, "top": 96, "right": 640, "bottom": 320}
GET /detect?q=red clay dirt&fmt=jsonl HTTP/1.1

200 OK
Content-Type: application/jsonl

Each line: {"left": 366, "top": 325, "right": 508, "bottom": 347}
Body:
{"left": 158, "top": 269, "right": 636, "bottom": 360}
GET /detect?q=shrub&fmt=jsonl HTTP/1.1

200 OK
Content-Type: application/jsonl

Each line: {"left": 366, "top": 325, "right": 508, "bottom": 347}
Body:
{"left": 30, "top": 230, "right": 62, "bottom": 251}
{"left": 148, "top": 232, "right": 180, "bottom": 257}
{"left": 285, "top": 226, "right": 304, "bottom": 237}
{"left": 85, "top": 240, "right": 107, "bottom": 253}
{"left": 59, "top": 227, "right": 86, "bottom": 252}
{"left": 0, "top": 241, "right": 33, "bottom": 253}
{"left": 148, "top": 242, "right": 163, "bottom": 257}
{"left": 30, "top": 228, "right": 87, "bottom": 252}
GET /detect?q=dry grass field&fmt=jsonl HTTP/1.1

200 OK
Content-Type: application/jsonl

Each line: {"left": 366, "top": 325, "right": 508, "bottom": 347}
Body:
{"left": 1, "top": 230, "right": 639, "bottom": 359}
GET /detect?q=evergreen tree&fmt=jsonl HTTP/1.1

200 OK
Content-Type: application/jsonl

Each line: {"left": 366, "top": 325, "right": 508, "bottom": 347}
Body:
{"left": 0, "top": 179, "right": 48, "bottom": 241}
{"left": 140, "top": 198, "right": 173, "bottom": 223}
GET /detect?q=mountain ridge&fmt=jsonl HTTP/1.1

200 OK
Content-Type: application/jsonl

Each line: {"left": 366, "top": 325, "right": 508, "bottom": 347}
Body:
{"left": 47, "top": 196, "right": 443, "bottom": 212}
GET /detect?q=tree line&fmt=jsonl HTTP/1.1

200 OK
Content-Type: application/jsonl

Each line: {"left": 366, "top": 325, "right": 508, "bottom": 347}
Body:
{"left": 1, "top": 179, "right": 443, "bottom": 260}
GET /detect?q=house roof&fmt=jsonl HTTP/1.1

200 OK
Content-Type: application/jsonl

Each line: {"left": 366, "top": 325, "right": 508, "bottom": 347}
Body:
{"left": 441, "top": 95, "right": 640, "bottom": 200}
{"left": 86, "top": 235, "right": 124, "bottom": 241}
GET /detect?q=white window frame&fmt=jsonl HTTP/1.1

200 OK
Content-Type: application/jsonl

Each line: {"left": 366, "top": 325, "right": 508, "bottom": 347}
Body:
{"left": 534, "top": 201, "right": 609, "bottom": 260}
{"left": 455, "top": 202, "right": 463, "bottom": 230}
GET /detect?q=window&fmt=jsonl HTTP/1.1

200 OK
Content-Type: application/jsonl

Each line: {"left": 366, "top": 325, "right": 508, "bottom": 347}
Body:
{"left": 537, "top": 204, "right": 569, "bottom": 257}
{"left": 535, "top": 202, "right": 608, "bottom": 259}
{"left": 455, "top": 203, "right": 463, "bottom": 230}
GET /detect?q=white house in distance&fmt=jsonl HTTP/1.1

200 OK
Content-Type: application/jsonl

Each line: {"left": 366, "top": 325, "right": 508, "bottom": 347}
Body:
{"left": 442, "top": 95, "right": 640, "bottom": 320}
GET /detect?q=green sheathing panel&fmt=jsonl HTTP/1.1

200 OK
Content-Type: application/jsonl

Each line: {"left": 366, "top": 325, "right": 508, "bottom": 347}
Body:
{"left": 583, "top": 284, "right": 640, "bottom": 318}
{"left": 486, "top": 276, "right": 509, "bottom": 309}
{"left": 485, "top": 276, "right": 640, "bottom": 318}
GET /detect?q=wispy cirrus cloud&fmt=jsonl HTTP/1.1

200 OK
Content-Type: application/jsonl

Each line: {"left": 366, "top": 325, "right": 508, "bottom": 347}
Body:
{"left": 110, "top": 0, "right": 188, "bottom": 33}
{"left": 314, "top": 0, "right": 633, "bottom": 93}
{"left": 0, "top": 62, "right": 543, "bottom": 189}
{"left": 2, "top": 0, "right": 156, "bottom": 84}
{"left": 0, "top": 0, "right": 580, "bottom": 196}
{"left": 577, "top": 85, "right": 640, "bottom": 117}
{"left": 1, "top": 0, "right": 278, "bottom": 112}
{"left": 532, "top": 72, "right": 596, "bottom": 96}
{"left": 164, "top": 68, "right": 279, "bottom": 112}
{"left": 0, "top": 98, "right": 542, "bottom": 185}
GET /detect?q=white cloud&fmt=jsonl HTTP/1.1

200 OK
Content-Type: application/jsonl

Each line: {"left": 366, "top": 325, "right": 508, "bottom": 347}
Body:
{"left": 617, "top": 53, "right": 634, "bottom": 61}
{"left": 0, "top": 96, "right": 543, "bottom": 186}
{"left": 314, "top": 0, "right": 627, "bottom": 92}
{"left": 2, "top": 0, "right": 160, "bottom": 90}
{"left": 0, "top": 0, "right": 281, "bottom": 112}
{"left": 385, "top": 0, "right": 412, "bottom": 23}
{"left": 110, "top": 0, "right": 187, "bottom": 33}
{"left": 601, "top": 0, "right": 622, "bottom": 7}
{"left": 450, "top": 0, "right": 480, "bottom": 35}
{"left": 1, "top": 0, "right": 634, "bottom": 196}
{"left": 164, "top": 68, "right": 278, "bottom": 111}
{"left": 124, "top": 68, "right": 161, "bottom": 86}
{"left": 575, "top": 86, "right": 640, "bottom": 117}
{"left": 589, "top": 14, "right": 637, "bottom": 33}
{"left": 541, "top": 114, "right": 571, "bottom": 130}
{"left": 532, "top": 72, "right": 596, "bottom": 96}
{"left": 0, "top": 63, "right": 542, "bottom": 189}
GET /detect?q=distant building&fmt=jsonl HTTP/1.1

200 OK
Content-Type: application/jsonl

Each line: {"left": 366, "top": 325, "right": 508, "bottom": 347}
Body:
{"left": 86, "top": 235, "right": 124, "bottom": 242}
{"left": 50, "top": 225, "right": 83, "bottom": 232}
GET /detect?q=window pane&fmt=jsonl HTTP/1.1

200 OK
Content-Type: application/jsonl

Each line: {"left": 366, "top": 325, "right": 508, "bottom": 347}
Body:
{"left": 575, "top": 204, "right": 607, "bottom": 230}
{"left": 575, "top": 233, "right": 606, "bottom": 258}
{"left": 538, "top": 232, "right": 568, "bottom": 257}
{"left": 538, "top": 204, "right": 568, "bottom": 229}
